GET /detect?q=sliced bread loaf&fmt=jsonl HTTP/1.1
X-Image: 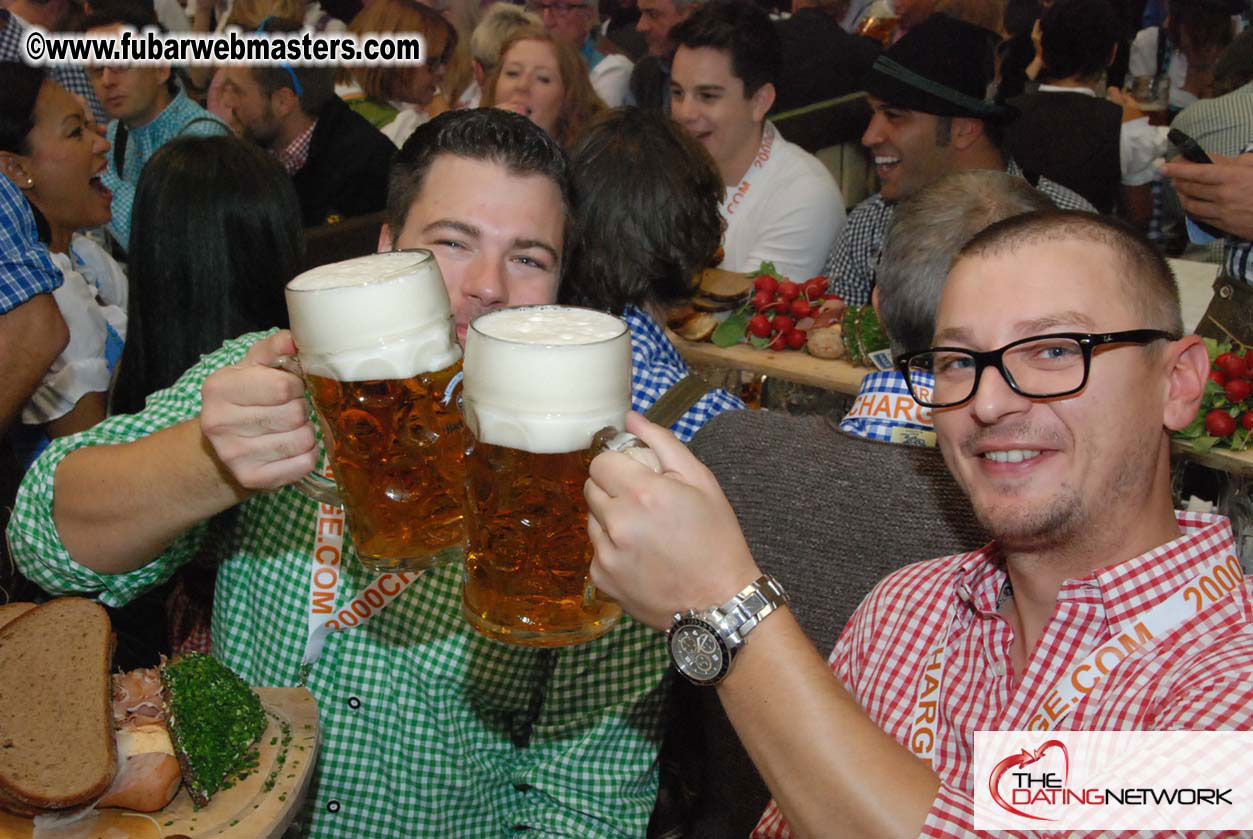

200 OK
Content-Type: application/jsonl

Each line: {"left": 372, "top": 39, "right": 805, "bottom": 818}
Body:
{"left": 0, "top": 598, "right": 117, "bottom": 812}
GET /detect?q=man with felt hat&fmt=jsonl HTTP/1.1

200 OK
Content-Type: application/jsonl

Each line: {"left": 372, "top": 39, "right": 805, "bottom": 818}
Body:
{"left": 821, "top": 12, "right": 1094, "bottom": 308}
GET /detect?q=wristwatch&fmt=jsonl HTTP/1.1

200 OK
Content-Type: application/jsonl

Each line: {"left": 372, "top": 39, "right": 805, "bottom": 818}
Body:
{"left": 667, "top": 574, "right": 789, "bottom": 687}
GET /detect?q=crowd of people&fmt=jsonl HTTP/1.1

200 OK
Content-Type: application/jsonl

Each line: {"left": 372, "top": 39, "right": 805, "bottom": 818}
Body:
{"left": 3, "top": 0, "right": 1253, "bottom": 836}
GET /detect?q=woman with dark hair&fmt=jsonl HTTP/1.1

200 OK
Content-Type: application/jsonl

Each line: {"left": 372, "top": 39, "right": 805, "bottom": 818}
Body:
{"left": 0, "top": 61, "right": 125, "bottom": 467}
{"left": 113, "top": 135, "right": 302, "bottom": 415}
{"left": 483, "top": 27, "right": 606, "bottom": 149}
{"left": 561, "top": 107, "right": 744, "bottom": 441}
{"left": 112, "top": 134, "right": 302, "bottom": 657}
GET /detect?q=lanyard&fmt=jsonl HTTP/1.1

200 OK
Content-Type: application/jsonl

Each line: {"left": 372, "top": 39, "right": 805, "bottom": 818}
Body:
{"left": 301, "top": 457, "right": 421, "bottom": 665}
{"left": 723, "top": 122, "right": 776, "bottom": 218}
{"left": 908, "top": 552, "right": 1244, "bottom": 766}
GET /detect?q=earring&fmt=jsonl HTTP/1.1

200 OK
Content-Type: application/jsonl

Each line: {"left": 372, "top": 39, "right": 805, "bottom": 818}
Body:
{"left": 22, "top": 177, "right": 31, "bottom": 188}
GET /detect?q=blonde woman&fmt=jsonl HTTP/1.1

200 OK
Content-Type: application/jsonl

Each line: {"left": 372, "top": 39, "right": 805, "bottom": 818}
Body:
{"left": 337, "top": 0, "right": 459, "bottom": 147}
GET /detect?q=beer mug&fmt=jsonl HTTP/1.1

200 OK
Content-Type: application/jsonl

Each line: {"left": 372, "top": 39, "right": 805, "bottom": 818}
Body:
{"left": 460, "top": 305, "right": 647, "bottom": 647}
{"left": 283, "top": 250, "right": 467, "bottom": 573}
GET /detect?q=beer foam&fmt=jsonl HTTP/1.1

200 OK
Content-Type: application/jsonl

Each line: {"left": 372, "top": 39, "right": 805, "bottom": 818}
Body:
{"left": 286, "top": 251, "right": 461, "bottom": 381}
{"left": 463, "top": 306, "right": 631, "bottom": 453}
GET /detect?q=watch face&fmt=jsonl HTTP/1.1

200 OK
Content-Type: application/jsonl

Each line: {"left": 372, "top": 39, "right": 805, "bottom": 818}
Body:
{"left": 669, "top": 619, "right": 729, "bottom": 686}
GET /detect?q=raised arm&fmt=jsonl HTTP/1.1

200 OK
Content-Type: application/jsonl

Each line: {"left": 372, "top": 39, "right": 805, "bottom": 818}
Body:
{"left": 585, "top": 413, "right": 939, "bottom": 837}
{"left": 52, "top": 330, "right": 317, "bottom": 574}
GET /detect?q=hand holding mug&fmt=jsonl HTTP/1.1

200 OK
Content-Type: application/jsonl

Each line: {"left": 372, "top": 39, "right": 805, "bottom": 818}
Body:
{"left": 200, "top": 330, "right": 318, "bottom": 492}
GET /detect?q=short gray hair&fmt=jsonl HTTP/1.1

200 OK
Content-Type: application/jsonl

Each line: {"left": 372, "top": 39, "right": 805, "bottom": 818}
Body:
{"left": 877, "top": 170, "right": 1055, "bottom": 357}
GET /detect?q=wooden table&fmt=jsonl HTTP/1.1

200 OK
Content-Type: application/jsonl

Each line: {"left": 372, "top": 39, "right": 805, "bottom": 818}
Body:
{"left": 675, "top": 259, "right": 1253, "bottom": 475}
{"left": 670, "top": 334, "right": 868, "bottom": 395}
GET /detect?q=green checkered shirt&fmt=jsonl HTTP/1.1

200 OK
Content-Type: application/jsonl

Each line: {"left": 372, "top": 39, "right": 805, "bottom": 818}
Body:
{"left": 10, "top": 332, "right": 669, "bottom": 839}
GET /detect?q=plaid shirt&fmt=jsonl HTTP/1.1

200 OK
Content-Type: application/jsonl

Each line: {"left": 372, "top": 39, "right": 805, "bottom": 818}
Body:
{"left": 0, "top": 10, "right": 107, "bottom": 125}
{"left": 274, "top": 120, "right": 317, "bottom": 176}
{"left": 1223, "top": 142, "right": 1253, "bottom": 286}
{"left": 102, "top": 89, "right": 230, "bottom": 250}
{"left": 754, "top": 511, "right": 1253, "bottom": 838}
{"left": 837, "top": 369, "right": 934, "bottom": 446}
{"left": 9, "top": 330, "right": 691, "bottom": 839}
{"left": 822, "top": 160, "right": 1095, "bottom": 306}
{"left": 621, "top": 305, "right": 746, "bottom": 441}
{"left": 0, "top": 172, "right": 60, "bottom": 314}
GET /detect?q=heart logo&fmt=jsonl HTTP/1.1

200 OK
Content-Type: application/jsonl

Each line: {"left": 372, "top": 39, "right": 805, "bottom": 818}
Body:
{"left": 988, "top": 739, "right": 1069, "bottom": 821}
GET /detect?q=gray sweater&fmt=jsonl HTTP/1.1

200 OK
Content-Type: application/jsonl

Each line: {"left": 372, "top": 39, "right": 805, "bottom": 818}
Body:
{"left": 650, "top": 409, "right": 987, "bottom": 839}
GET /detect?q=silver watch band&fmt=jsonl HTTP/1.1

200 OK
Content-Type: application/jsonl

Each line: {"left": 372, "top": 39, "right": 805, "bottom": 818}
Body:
{"left": 714, "top": 574, "right": 789, "bottom": 646}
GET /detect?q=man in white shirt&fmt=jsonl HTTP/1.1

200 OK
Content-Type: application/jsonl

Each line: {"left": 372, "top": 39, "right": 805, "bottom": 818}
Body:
{"left": 528, "top": 0, "right": 633, "bottom": 106}
{"left": 669, "top": 0, "right": 844, "bottom": 281}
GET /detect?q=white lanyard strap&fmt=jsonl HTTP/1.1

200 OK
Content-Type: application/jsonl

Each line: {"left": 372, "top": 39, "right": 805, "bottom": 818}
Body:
{"left": 301, "top": 457, "right": 422, "bottom": 665}
{"left": 723, "top": 122, "right": 776, "bottom": 217}
{"left": 907, "top": 553, "right": 1243, "bottom": 766}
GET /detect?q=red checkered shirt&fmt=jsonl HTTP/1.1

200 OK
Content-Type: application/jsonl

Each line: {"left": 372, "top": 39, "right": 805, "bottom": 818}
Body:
{"left": 272, "top": 119, "right": 316, "bottom": 176}
{"left": 754, "top": 511, "right": 1253, "bottom": 838}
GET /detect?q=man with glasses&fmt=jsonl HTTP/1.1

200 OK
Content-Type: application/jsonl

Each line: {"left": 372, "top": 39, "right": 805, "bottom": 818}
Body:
{"left": 586, "top": 210, "right": 1253, "bottom": 837}
{"left": 216, "top": 18, "right": 393, "bottom": 225}
{"left": 528, "top": 0, "right": 634, "bottom": 106}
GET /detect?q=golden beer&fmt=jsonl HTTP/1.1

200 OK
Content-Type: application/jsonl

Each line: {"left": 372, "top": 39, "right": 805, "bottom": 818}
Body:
{"left": 858, "top": 15, "right": 899, "bottom": 45}
{"left": 285, "top": 250, "right": 466, "bottom": 571}
{"left": 308, "top": 364, "right": 465, "bottom": 569}
{"left": 462, "top": 441, "right": 619, "bottom": 646}
{"left": 460, "top": 305, "right": 632, "bottom": 646}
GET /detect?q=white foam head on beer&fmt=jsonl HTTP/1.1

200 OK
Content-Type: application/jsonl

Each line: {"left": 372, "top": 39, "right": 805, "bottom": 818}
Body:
{"left": 463, "top": 306, "right": 631, "bottom": 454}
{"left": 285, "top": 250, "right": 461, "bottom": 381}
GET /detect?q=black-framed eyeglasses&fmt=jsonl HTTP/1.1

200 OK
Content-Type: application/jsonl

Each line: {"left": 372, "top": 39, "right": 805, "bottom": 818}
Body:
{"left": 895, "top": 329, "right": 1179, "bottom": 409}
{"left": 531, "top": 1, "right": 588, "bottom": 13}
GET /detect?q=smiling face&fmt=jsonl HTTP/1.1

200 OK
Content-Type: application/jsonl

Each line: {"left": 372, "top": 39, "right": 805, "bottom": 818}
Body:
{"left": 2, "top": 81, "right": 112, "bottom": 251}
{"left": 931, "top": 238, "right": 1176, "bottom": 553}
{"left": 379, "top": 154, "right": 564, "bottom": 346}
{"left": 862, "top": 96, "right": 957, "bottom": 203}
{"left": 85, "top": 25, "right": 172, "bottom": 127}
{"left": 492, "top": 39, "right": 566, "bottom": 140}
{"left": 670, "top": 45, "right": 770, "bottom": 185}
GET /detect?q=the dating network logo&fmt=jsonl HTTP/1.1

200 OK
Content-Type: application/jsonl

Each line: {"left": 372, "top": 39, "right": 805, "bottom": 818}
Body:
{"left": 988, "top": 739, "right": 1071, "bottom": 821}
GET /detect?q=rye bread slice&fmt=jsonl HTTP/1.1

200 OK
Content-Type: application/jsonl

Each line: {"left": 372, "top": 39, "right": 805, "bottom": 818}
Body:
{"left": 0, "top": 603, "right": 36, "bottom": 631}
{"left": 0, "top": 598, "right": 116, "bottom": 812}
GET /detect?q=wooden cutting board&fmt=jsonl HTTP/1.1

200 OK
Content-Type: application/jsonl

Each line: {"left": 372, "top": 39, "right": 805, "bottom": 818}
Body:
{"left": 0, "top": 687, "right": 318, "bottom": 839}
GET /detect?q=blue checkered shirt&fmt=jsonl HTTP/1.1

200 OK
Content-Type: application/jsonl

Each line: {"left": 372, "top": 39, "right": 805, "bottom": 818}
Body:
{"left": 621, "top": 305, "right": 746, "bottom": 441}
{"left": 822, "top": 159, "right": 1095, "bottom": 305}
{"left": 838, "top": 368, "right": 935, "bottom": 444}
{"left": 0, "top": 172, "right": 61, "bottom": 314}
{"left": 0, "top": 10, "right": 107, "bottom": 124}
{"left": 103, "top": 88, "right": 230, "bottom": 250}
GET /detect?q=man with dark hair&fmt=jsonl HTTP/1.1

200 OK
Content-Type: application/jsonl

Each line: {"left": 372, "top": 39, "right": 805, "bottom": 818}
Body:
{"left": 83, "top": 1, "right": 229, "bottom": 251}
{"left": 823, "top": 13, "right": 1093, "bottom": 307}
{"left": 670, "top": 0, "right": 844, "bottom": 281}
{"left": 625, "top": 0, "right": 694, "bottom": 109}
{"left": 10, "top": 109, "right": 679, "bottom": 839}
{"left": 1004, "top": 0, "right": 1167, "bottom": 217}
{"left": 587, "top": 209, "right": 1253, "bottom": 838}
{"left": 217, "top": 20, "right": 393, "bottom": 226}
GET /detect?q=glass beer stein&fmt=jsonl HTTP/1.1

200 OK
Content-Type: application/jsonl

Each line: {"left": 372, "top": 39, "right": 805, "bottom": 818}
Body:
{"left": 284, "top": 250, "right": 466, "bottom": 573}
{"left": 460, "top": 305, "right": 642, "bottom": 647}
